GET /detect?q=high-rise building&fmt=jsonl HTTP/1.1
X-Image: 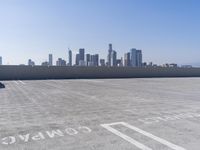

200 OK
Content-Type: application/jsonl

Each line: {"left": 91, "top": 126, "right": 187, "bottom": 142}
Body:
{"left": 56, "top": 58, "right": 66, "bottom": 66}
{"left": 94, "top": 54, "right": 99, "bottom": 66}
{"left": 68, "top": 50, "right": 72, "bottom": 66}
{"left": 100, "top": 59, "right": 105, "bottom": 66}
{"left": 49, "top": 54, "right": 53, "bottom": 66}
{"left": 88, "top": 55, "right": 95, "bottom": 66}
{"left": 124, "top": 52, "right": 131, "bottom": 66}
{"left": 130, "top": 48, "right": 137, "bottom": 67}
{"left": 78, "top": 48, "right": 85, "bottom": 66}
{"left": 79, "top": 48, "right": 85, "bottom": 61}
{"left": 86, "top": 54, "right": 91, "bottom": 66}
{"left": 0, "top": 56, "right": 2, "bottom": 65}
{"left": 75, "top": 54, "right": 80, "bottom": 66}
{"left": 28, "top": 59, "right": 35, "bottom": 66}
{"left": 88, "top": 54, "right": 99, "bottom": 66}
{"left": 130, "top": 49, "right": 143, "bottom": 67}
{"left": 107, "top": 43, "right": 113, "bottom": 66}
{"left": 136, "top": 50, "right": 142, "bottom": 67}
{"left": 111, "top": 50, "right": 117, "bottom": 66}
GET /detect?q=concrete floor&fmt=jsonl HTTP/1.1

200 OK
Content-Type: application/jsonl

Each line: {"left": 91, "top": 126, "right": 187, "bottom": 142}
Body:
{"left": 0, "top": 78, "right": 200, "bottom": 150}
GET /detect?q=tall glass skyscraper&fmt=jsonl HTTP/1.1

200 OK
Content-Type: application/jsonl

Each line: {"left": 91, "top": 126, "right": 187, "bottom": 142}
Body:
{"left": 68, "top": 50, "right": 72, "bottom": 66}
{"left": 130, "top": 48, "right": 142, "bottom": 67}
{"left": 79, "top": 48, "right": 85, "bottom": 61}
{"left": 49, "top": 54, "right": 53, "bottom": 66}
{"left": 107, "top": 43, "right": 113, "bottom": 66}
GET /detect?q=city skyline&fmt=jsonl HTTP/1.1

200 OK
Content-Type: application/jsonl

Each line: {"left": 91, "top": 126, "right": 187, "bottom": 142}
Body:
{"left": 0, "top": 43, "right": 192, "bottom": 68}
{"left": 0, "top": 0, "right": 200, "bottom": 66}
{"left": 24, "top": 43, "right": 143, "bottom": 67}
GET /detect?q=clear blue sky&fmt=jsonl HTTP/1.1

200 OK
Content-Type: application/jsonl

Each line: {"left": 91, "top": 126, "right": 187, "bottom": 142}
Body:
{"left": 0, "top": 0, "right": 200, "bottom": 66}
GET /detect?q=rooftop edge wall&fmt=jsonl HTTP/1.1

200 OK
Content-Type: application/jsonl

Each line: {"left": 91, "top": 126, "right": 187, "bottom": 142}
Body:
{"left": 0, "top": 65, "right": 200, "bottom": 80}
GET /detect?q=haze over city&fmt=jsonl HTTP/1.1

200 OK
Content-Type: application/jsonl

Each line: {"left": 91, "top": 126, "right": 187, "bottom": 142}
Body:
{"left": 0, "top": 0, "right": 200, "bottom": 66}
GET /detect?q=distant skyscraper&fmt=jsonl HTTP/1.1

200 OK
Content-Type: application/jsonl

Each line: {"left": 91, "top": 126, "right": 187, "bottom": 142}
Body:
{"left": 86, "top": 54, "right": 91, "bottom": 66}
{"left": 124, "top": 52, "right": 131, "bottom": 66}
{"left": 88, "top": 55, "right": 95, "bottom": 66}
{"left": 130, "top": 48, "right": 142, "bottom": 67}
{"left": 107, "top": 43, "right": 113, "bottom": 66}
{"left": 68, "top": 49, "right": 72, "bottom": 66}
{"left": 130, "top": 48, "right": 137, "bottom": 67}
{"left": 56, "top": 58, "right": 66, "bottom": 66}
{"left": 111, "top": 50, "right": 117, "bottom": 66}
{"left": 49, "top": 54, "right": 53, "bottom": 66}
{"left": 0, "top": 56, "right": 2, "bottom": 65}
{"left": 28, "top": 59, "right": 35, "bottom": 66}
{"left": 94, "top": 54, "right": 99, "bottom": 66}
{"left": 136, "top": 50, "right": 142, "bottom": 67}
{"left": 78, "top": 48, "right": 85, "bottom": 66}
{"left": 88, "top": 54, "right": 99, "bottom": 66}
{"left": 79, "top": 48, "right": 85, "bottom": 61}
{"left": 75, "top": 54, "right": 80, "bottom": 66}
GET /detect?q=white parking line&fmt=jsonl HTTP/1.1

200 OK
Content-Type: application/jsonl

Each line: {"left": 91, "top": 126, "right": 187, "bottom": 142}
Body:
{"left": 101, "top": 123, "right": 152, "bottom": 150}
{"left": 101, "top": 122, "right": 186, "bottom": 150}
{"left": 18, "top": 80, "right": 26, "bottom": 85}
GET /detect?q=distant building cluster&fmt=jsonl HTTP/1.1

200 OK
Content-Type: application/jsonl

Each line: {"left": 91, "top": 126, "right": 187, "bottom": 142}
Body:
{"left": 0, "top": 44, "right": 193, "bottom": 68}
{"left": 38, "top": 44, "right": 144, "bottom": 67}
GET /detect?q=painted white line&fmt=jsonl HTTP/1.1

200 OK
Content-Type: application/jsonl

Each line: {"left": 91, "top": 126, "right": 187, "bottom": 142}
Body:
{"left": 18, "top": 80, "right": 26, "bottom": 85}
{"left": 101, "top": 123, "right": 152, "bottom": 150}
{"left": 101, "top": 122, "right": 186, "bottom": 150}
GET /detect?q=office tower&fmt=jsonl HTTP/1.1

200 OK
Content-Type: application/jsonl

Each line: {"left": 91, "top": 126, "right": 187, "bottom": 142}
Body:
{"left": 68, "top": 50, "right": 72, "bottom": 66}
{"left": 28, "top": 59, "right": 35, "bottom": 66}
{"left": 88, "top": 54, "right": 99, "bottom": 67}
{"left": 75, "top": 54, "right": 80, "bottom": 66}
{"left": 111, "top": 50, "right": 117, "bottom": 66}
{"left": 86, "top": 54, "right": 91, "bottom": 66}
{"left": 130, "top": 49, "right": 143, "bottom": 67}
{"left": 124, "top": 52, "right": 131, "bottom": 66}
{"left": 88, "top": 55, "right": 95, "bottom": 66}
{"left": 78, "top": 48, "right": 85, "bottom": 66}
{"left": 79, "top": 48, "right": 85, "bottom": 61}
{"left": 56, "top": 58, "right": 66, "bottom": 66}
{"left": 130, "top": 48, "right": 137, "bottom": 67}
{"left": 107, "top": 43, "right": 113, "bottom": 66}
{"left": 100, "top": 59, "right": 105, "bottom": 66}
{"left": 94, "top": 54, "right": 99, "bottom": 66}
{"left": 136, "top": 50, "right": 142, "bottom": 67}
{"left": 49, "top": 54, "right": 53, "bottom": 66}
{"left": 0, "top": 56, "right": 2, "bottom": 65}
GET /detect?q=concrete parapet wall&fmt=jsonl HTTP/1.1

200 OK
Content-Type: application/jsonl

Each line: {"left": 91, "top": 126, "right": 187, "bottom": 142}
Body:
{"left": 0, "top": 65, "right": 200, "bottom": 80}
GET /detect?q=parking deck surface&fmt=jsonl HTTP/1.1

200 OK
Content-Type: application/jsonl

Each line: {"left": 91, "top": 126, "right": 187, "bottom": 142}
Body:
{"left": 0, "top": 78, "right": 200, "bottom": 150}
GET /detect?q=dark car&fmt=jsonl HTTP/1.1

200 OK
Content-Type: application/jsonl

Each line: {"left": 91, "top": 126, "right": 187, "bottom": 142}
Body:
{"left": 0, "top": 82, "right": 5, "bottom": 88}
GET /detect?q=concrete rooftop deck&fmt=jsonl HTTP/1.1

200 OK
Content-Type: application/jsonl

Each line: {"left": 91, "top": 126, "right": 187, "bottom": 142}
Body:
{"left": 0, "top": 78, "right": 200, "bottom": 150}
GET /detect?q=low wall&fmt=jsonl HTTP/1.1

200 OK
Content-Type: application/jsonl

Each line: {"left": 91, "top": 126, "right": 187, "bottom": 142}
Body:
{"left": 0, "top": 65, "right": 200, "bottom": 80}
